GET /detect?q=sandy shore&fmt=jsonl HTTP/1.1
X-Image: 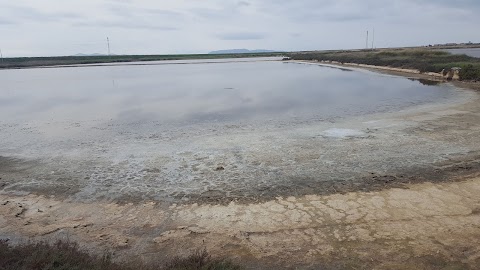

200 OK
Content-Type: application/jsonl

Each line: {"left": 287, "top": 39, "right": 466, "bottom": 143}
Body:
{"left": 1, "top": 63, "right": 480, "bottom": 269}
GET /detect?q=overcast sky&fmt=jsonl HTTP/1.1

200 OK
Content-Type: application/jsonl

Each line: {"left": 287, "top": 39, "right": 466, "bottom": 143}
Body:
{"left": 1, "top": 0, "right": 479, "bottom": 57}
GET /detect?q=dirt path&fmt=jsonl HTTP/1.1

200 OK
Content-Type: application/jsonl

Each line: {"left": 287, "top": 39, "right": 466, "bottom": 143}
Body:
{"left": 1, "top": 177, "right": 480, "bottom": 269}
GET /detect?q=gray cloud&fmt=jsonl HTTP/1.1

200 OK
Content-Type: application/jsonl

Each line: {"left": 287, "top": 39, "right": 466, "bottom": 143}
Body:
{"left": 0, "top": 0, "right": 479, "bottom": 56}
{"left": 106, "top": 5, "right": 185, "bottom": 21}
{"left": 217, "top": 32, "right": 267, "bottom": 40}
{"left": 142, "top": 8, "right": 184, "bottom": 17}
{"left": 257, "top": 0, "right": 383, "bottom": 22}
{"left": 74, "top": 21, "right": 178, "bottom": 31}
{"left": 0, "top": 19, "right": 15, "bottom": 25}
{"left": 237, "top": 1, "right": 251, "bottom": 7}
{"left": 188, "top": 7, "right": 231, "bottom": 21}
{"left": 4, "top": 6, "right": 83, "bottom": 23}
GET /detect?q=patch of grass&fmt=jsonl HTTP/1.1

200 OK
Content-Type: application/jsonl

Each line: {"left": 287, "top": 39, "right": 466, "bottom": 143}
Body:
{"left": 0, "top": 239, "right": 117, "bottom": 270}
{"left": 287, "top": 48, "right": 480, "bottom": 81}
{"left": 166, "top": 249, "right": 241, "bottom": 270}
{"left": 0, "top": 239, "right": 241, "bottom": 270}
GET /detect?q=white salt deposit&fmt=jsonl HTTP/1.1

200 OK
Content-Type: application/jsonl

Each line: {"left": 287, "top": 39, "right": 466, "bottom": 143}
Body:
{"left": 322, "top": 128, "right": 365, "bottom": 138}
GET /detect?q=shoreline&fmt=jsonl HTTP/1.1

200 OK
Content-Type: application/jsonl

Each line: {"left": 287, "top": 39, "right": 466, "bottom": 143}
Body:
{"left": 289, "top": 59, "right": 480, "bottom": 91}
{"left": 0, "top": 57, "right": 284, "bottom": 71}
{"left": 2, "top": 60, "right": 480, "bottom": 269}
{"left": 0, "top": 54, "right": 284, "bottom": 70}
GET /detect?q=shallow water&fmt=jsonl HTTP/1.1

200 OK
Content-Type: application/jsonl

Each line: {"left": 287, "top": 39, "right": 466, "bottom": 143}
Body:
{"left": 0, "top": 59, "right": 454, "bottom": 127}
{"left": 446, "top": 48, "right": 480, "bottom": 58}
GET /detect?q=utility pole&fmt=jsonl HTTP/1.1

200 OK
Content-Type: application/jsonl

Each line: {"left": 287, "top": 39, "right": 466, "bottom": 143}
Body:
{"left": 366, "top": 31, "right": 369, "bottom": 49}
{"left": 371, "top": 28, "right": 375, "bottom": 50}
{"left": 0, "top": 48, "right": 3, "bottom": 62}
{"left": 107, "top": 37, "right": 111, "bottom": 56}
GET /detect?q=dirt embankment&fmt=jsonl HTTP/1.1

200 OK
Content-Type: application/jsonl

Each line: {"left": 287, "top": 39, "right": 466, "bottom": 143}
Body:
{"left": 1, "top": 177, "right": 480, "bottom": 269}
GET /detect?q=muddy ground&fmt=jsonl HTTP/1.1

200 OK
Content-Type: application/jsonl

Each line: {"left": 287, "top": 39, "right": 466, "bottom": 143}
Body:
{"left": 1, "top": 67, "right": 480, "bottom": 268}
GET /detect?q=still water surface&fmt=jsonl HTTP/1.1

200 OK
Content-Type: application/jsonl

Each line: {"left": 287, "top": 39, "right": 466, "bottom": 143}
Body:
{"left": 446, "top": 48, "right": 480, "bottom": 58}
{"left": 0, "top": 59, "right": 455, "bottom": 127}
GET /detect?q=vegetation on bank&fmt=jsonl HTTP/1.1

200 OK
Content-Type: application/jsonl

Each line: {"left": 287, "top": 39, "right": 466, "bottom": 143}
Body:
{"left": 0, "top": 52, "right": 283, "bottom": 69}
{"left": 0, "top": 239, "right": 241, "bottom": 270}
{"left": 287, "top": 49, "right": 480, "bottom": 81}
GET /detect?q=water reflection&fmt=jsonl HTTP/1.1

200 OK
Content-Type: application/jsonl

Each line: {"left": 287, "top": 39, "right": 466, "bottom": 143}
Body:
{"left": 284, "top": 62, "right": 353, "bottom": 72}
{"left": 0, "top": 59, "right": 454, "bottom": 127}
{"left": 408, "top": 78, "right": 442, "bottom": 86}
{"left": 446, "top": 48, "right": 480, "bottom": 58}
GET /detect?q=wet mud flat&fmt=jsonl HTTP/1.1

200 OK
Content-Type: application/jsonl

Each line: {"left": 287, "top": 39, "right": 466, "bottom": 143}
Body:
{"left": 1, "top": 86, "right": 479, "bottom": 204}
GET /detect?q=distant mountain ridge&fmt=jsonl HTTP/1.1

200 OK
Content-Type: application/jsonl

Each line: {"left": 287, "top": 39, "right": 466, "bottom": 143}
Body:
{"left": 209, "top": 49, "right": 278, "bottom": 54}
{"left": 73, "top": 53, "right": 113, "bottom": 57}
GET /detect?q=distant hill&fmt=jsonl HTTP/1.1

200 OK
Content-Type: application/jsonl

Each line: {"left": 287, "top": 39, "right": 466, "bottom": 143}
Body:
{"left": 73, "top": 53, "right": 114, "bottom": 57}
{"left": 209, "top": 49, "right": 278, "bottom": 54}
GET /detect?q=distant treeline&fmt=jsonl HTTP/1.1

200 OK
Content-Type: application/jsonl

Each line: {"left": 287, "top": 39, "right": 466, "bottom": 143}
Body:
{"left": 0, "top": 52, "right": 283, "bottom": 69}
{"left": 287, "top": 49, "right": 480, "bottom": 81}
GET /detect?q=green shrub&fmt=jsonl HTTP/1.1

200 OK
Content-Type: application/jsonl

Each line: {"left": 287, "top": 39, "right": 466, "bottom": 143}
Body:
{"left": 166, "top": 249, "right": 241, "bottom": 270}
{"left": 0, "top": 239, "right": 242, "bottom": 270}
{"left": 0, "top": 239, "right": 118, "bottom": 270}
{"left": 460, "top": 64, "right": 480, "bottom": 80}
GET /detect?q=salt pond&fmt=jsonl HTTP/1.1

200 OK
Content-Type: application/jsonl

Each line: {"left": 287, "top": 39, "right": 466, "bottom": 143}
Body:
{"left": 0, "top": 58, "right": 472, "bottom": 202}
